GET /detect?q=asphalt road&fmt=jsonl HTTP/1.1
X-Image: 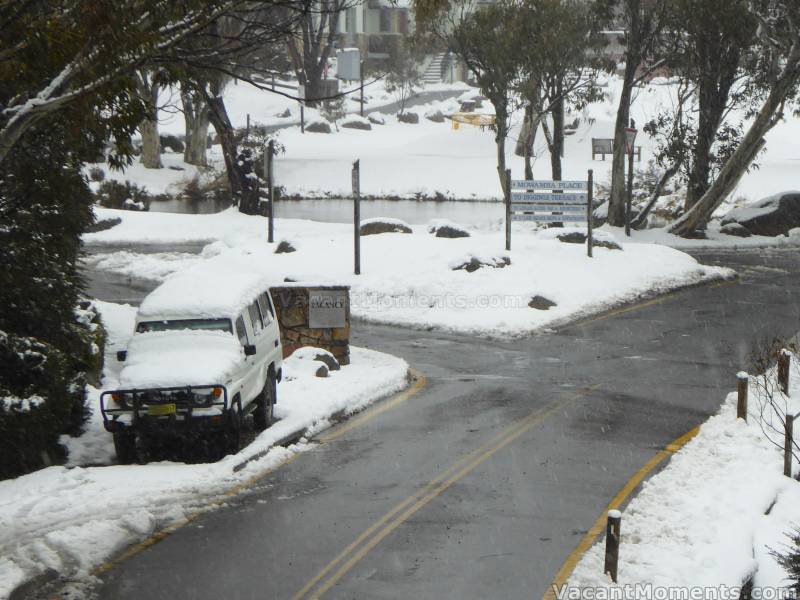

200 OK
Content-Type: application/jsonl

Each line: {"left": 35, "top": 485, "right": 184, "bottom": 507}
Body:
{"left": 77, "top": 247, "right": 800, "bottom": 600}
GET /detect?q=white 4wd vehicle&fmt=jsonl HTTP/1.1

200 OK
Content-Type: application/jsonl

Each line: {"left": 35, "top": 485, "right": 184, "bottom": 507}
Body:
{"left": 101, "top": 272, "right": 283, "bottom": 463}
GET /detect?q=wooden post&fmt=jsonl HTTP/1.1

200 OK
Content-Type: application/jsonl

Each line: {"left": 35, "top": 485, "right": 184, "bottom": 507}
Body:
{"left": 246, "top": 113, "right": 250, "bottom": 137}
{"left": 505, "top": 169, "right": 512, "bottom": 252}
{"left": 266, "top": 140, "right": 275, "bottom": 244}
{"left": 300, "top": 104, "right": 305, "bottom": 134}
{"left": 271, "top": 73, "right": 276, "bottom": 91}
{"left": 737, "top": 372, "right": 748, "bottom": 422}
{"left": 778, "top": 350, "right": 791, "bottom": 395}
{"left": 785, "top": 414, "right": 794, "bottom": 477}
{"left": 587, "top": 169, "right": 594, "bottom": 258}
{"left": 604, "top": 510, "right": 621, "bottom": 583}
{"left": 353, "top": 160, "right": 361, "bottom": 275}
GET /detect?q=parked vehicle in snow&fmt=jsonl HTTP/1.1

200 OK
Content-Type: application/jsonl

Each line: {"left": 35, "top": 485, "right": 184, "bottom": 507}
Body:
{"left": 100, "top": 272, "right": 283, "bottom": 463}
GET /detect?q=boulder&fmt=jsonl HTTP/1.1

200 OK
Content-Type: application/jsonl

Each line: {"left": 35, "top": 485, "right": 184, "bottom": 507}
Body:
{"left": 428, "top": 219, "right": 470, "bottom": 238}
{"left": 341, "top": 117, "right": 372, "bottom": 131}
{"left": 397, "top": 112, "right": 419, "bottom": 124}
{"left": 719, "top": 222, "right": 752, "bottom": 238}
{"left": 452, "top": 255, "right": 510, "bottom": 272}
{"left": 368, "top": 113, "right": 386, "bottom": 125}
{"left": 306, "top": 120, "right": 332, "bottom": 134}
{"left": 425, "top": 110, "right": 446, "bottom": 123}
{"left": 554, "top": 230, "right": 622, "bottom": 250}
{"left": 360, "top": 218, "right": 413, "bottom": 236}
{"left": 529, "top": 295, "right": 557, "bottom": 310}
{"left": 720, "top": 192, "right": 800, "bottom": 236}
{"left": 275, "top": 240, "right": 296, "bottom": 253}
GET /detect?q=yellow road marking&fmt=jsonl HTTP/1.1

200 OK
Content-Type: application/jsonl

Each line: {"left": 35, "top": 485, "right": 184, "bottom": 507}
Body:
{"left": 540, "top": 425, "right": 700, "bottom": 600}
{"left": 292, "top": 384, "right": 602, "bottom": 600}
{"left": 91, "top": 370, "right": 427, "bottom": 578}
{"left": 570, "top": 278, "right": 737, "bottom": 328}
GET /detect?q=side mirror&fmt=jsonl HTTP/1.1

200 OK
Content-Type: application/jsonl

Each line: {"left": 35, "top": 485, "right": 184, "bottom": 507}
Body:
{"left": 116, "top": 350, "right": 127, "bottom": 362}
{"left": 244, "top": 344, "right": 257, "bottom": 357}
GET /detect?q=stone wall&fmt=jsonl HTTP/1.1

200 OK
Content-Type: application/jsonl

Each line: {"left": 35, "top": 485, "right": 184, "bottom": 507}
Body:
{"left": 270, "top": 285, "right": 350, "bottom": 365}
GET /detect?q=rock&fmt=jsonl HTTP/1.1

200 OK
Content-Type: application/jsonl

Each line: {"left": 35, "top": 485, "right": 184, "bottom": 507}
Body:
{"left": 167, "top": 165, "right": 185, "bottom": 171}
{"left": 275, "top": 108, "right": 291, "bottom": 118}
{"left": 720, "top": 192, "right": 800, "bottom": 236}
{"left": 315, "top": 364, "right": 329, "bottom": 378}
{"left": 428, "top": 219, "right": 470, "bottom": 238}
{"left": 425, "top": 110, "right": 445, "bottom": 123}
{"left": 368, "top": 113, "right": 386, "bottom": 125}
{"left": 459, "top": 100, "right": 477, "bottom": 112}
{"left": 593, "top": 239, "right": 623, "bottom": 250}
{"left": 719, "top": 222, "right": 752, "bottom": 238}
{"left": 556, "top": 231, "right": 587, "bottom": 244}
{"left": 275, "top": 240, "right": 296, "bottom": 253}
{"left": 306, "top": 120, "right": 332, "bottom": 134}
{"left": 528, "top": 295, "right": 557, "bottom": 310}
{"left": 397, "top": 112, "right": 419, "bottom": 124}
{"left": 85, "top": 217, "right": 122, "bottom": 233}
{"left": 312, "top": 349, "right": 340, "bottom": 371}
{"left": 555, "top": 230, "right": 622, "bottom": 250}
{"left": 341, "top": 118, "right": 372, "bottom": 131}
{"left": 360, "top": 218, "right": 413, "bottom": 235}
{"left": 452, "top": 255, "right": 510, "bottom": 272}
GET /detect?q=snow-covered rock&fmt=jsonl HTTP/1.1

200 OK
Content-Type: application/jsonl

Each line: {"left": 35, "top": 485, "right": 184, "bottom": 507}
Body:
{"left": 427, "top": 219, "right": 470, "bottom": 238}
{"left": 359, "top": 217, "right": 412, "bottom": 235}
{"left": 720, "top": 192, "right": 800, "bottom": 236}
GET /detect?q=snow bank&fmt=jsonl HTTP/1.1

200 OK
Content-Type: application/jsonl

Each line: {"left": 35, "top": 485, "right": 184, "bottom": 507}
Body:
{"left": 566, "top": 355, "right": 800, "bottom": 594}
{"left": 0, "top": 302, "right": 409, "bottom": 600}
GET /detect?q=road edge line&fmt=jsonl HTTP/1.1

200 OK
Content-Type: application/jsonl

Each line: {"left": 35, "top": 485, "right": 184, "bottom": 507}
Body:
{"left": 541, "top": 425, "right": 701, "bottom": 600}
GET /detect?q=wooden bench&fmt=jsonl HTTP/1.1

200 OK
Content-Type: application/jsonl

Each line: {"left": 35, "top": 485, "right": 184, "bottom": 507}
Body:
{"left": 592, "top": 138, "right": 641, "bottom": 162}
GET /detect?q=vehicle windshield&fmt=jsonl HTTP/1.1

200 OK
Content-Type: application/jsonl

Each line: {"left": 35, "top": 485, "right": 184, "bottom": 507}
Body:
{"left": 135, "top": 318, "right": 232, "bottom": 334}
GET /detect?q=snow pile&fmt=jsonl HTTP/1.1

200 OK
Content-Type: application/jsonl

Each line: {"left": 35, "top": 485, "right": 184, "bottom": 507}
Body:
{"left": 566, "top": 354, "right": 800, "bottom": 593}
{"left": 0, "top": 302, "right": 409, "bottom": 600}
{"left": 83, "top": 208, "right": 734, "bottom": 338}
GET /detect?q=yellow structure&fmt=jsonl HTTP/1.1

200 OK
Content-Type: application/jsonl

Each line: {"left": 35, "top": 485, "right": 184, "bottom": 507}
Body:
{"left": 450, "top": 112, "right": 496, "bottom": 131}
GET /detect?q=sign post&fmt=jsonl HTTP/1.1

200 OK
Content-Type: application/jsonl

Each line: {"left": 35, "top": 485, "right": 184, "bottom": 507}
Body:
{"left": 266, "top": 139, "right": 275, "bottom": 243}
{"left": 587, "top": 169, "right": 594, "bottom": 258}
{"left": 624, "top": 122, "right": 638, "bottom": 237}
{"left": 509, "top": 172, "right": 593, "bottom": 257}
{"left": 352, "top": 160, "right": 361, "bottom": 275}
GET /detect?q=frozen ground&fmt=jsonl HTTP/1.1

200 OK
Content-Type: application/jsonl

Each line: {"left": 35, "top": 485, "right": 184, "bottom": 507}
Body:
{"left": 91, "top": 76, "right": 800, "bottom": 206}
{"left": 0, "top": 301, "right": 409, "bottom": 600}
{"left": 566, "top": 354, "right": 800, "bottom": 594}
{"left": 83, "top": 207, "right": 734, "bottom": 338}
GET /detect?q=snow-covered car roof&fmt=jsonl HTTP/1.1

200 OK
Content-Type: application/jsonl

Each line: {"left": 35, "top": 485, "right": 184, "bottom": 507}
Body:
{"left": 137, "top": 270, "right": 274, "bottom": 320}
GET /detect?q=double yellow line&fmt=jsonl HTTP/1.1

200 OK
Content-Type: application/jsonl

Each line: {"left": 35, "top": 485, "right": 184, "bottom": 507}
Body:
{"left": 291, "top": 384, "right": 602, "bottom": 600}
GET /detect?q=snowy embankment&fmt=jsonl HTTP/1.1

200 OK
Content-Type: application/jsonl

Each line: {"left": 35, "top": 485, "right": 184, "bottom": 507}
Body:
{"left": 0, "top": 301, "right": 409, "bottom": 600}
{"left": 565, "top": 354, "right": 800, "bottom": 594}
{"left": 84, "top": 207, "right": 733, "bottom": 338}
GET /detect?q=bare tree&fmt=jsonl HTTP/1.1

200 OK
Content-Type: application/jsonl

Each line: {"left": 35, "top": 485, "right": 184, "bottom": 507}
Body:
{"left": 137, "top": 71, "right": 164, "bottom": 169}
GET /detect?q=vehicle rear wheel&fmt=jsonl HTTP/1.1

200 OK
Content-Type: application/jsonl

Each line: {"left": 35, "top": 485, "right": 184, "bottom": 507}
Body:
{"left": 113, "top": 430, "right": 137, "bottom": 464}
{"left": 253, "top": 374, "right": 276, "bottom": 432}
{"left": 225, "top": 399, "right": 244, "bottom": 455}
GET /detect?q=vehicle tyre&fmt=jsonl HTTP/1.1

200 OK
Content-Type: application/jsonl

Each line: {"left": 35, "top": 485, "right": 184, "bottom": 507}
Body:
{"left": 113, "top": 430, "right": 137, "bottom": 464}
{"left": 253, "top": 373, "right": 276, "bottom": 432}
{"left": 225, "top": 399, "right": 244, "bottom": 455}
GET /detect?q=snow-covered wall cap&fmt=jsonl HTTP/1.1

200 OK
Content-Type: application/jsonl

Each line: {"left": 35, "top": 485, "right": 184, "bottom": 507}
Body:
{"left": 138, "top": 270, "right": 274, "bottom": 320}
{"left": 736, "top": 371, "right": 749, "bottom": 380}
{"left": 607, "top": 509, "right": 622, "bottom": 519}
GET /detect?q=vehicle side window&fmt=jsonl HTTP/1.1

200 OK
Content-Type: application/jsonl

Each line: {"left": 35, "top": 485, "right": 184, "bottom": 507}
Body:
{"left": 248, "top": 301, "right": 264, "bottom": 335}
{"left": 235, "top": 316, "right": 249, "bottom": 347}
{"left": 257, "top": 292, "right": 273, "bottom": 324}
{"left": 259, "top": 292, "right": 275, "bottom": 319}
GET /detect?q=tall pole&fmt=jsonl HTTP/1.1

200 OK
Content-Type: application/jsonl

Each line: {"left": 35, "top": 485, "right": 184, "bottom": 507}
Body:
{"left": 587, "top": 169, "right": 594, "bottom": 258}
{"left": 353, "top": 160, "right": 361, "bottom": 275}
{"left": 359, "top": 60, "right": 365, "bottom": 118}
{"left": 505, "top": 169, "right": 512, "bottom": 251}
{"left": 625, "top": 147, "right": 633, "bottom": 237}
{"left": 266, "top": 140, "right": 274, "bottom": 243}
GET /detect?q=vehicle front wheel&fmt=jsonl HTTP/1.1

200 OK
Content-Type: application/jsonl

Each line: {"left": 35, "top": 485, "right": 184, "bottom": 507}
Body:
{"left": 113, "top": 430, "right": 137, "bottom": 464}
{"left": 253, "top": 373, "right": 276, "bottom": 432}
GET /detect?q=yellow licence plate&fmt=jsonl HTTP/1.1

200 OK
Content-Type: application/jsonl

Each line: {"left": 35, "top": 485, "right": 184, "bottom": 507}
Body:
{"left": 147, "top": 403, "right": 176, "bottom": 417}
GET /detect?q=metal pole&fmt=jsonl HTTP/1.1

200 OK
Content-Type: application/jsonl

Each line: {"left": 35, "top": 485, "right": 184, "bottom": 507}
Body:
{"left": 785, "top": 414, "right": 794, "bottom": 478}
{"left": 300, "top": 104, "right": 305, "bottom": 134}
{"left": 246, "top": 113, "right": 250, "bottom": 137}
{"left": 505, "top": 169, "right": 511, "bottom": 252}
{"left": 587, "top": 169, "right": 594, "bottom": 258}
{"left": 604, "top": 510, "right": 621, "bottom": 583}
{"left": 625, "top": 146, "right": 633, "bottom": 237}
{"left": 353, "top": 160, "right": 361, "bottom": 275}
{"left": 360, "top": 60, "right": 365, "bottom": 118}
{"left": 267, "top": 139, "right": 274, "bottom": 244}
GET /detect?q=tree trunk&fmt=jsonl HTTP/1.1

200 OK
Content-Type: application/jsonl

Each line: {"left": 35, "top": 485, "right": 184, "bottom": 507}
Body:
{"left": 669, "top": 61, "right": 800, "bottom": 236}
{"left": 516, "top": 104, "right": 543, "bottom": 180}
{"left": 139, "top": 75, "right": 162, "bottom": 169}
{"left": 182, "top": 91, "right": 210, "bottom": 167}
{"left": 549, "top": 94, "right": 565, "bottom": 181}
{"left": 495, "top": 105, "right": 509, "bottom": 197}
{"left": 608, "top": 59, "right": 637, "bottom": 226}
{"left": 204, "top": 92, "right": 248, "bottom": 210}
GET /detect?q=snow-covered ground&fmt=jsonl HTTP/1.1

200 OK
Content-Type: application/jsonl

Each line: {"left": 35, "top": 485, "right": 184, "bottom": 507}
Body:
{"left": 93, "top": 76, "right": 800, "bottom": 206}
{"left": 566, "top": 354, "right": 800, "bottom": 594}
{"left": 83, "top": 207, "right": 733, "bottom": 338}
{"left": 0, "top": 301, "right": 409, "bottom": 600}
